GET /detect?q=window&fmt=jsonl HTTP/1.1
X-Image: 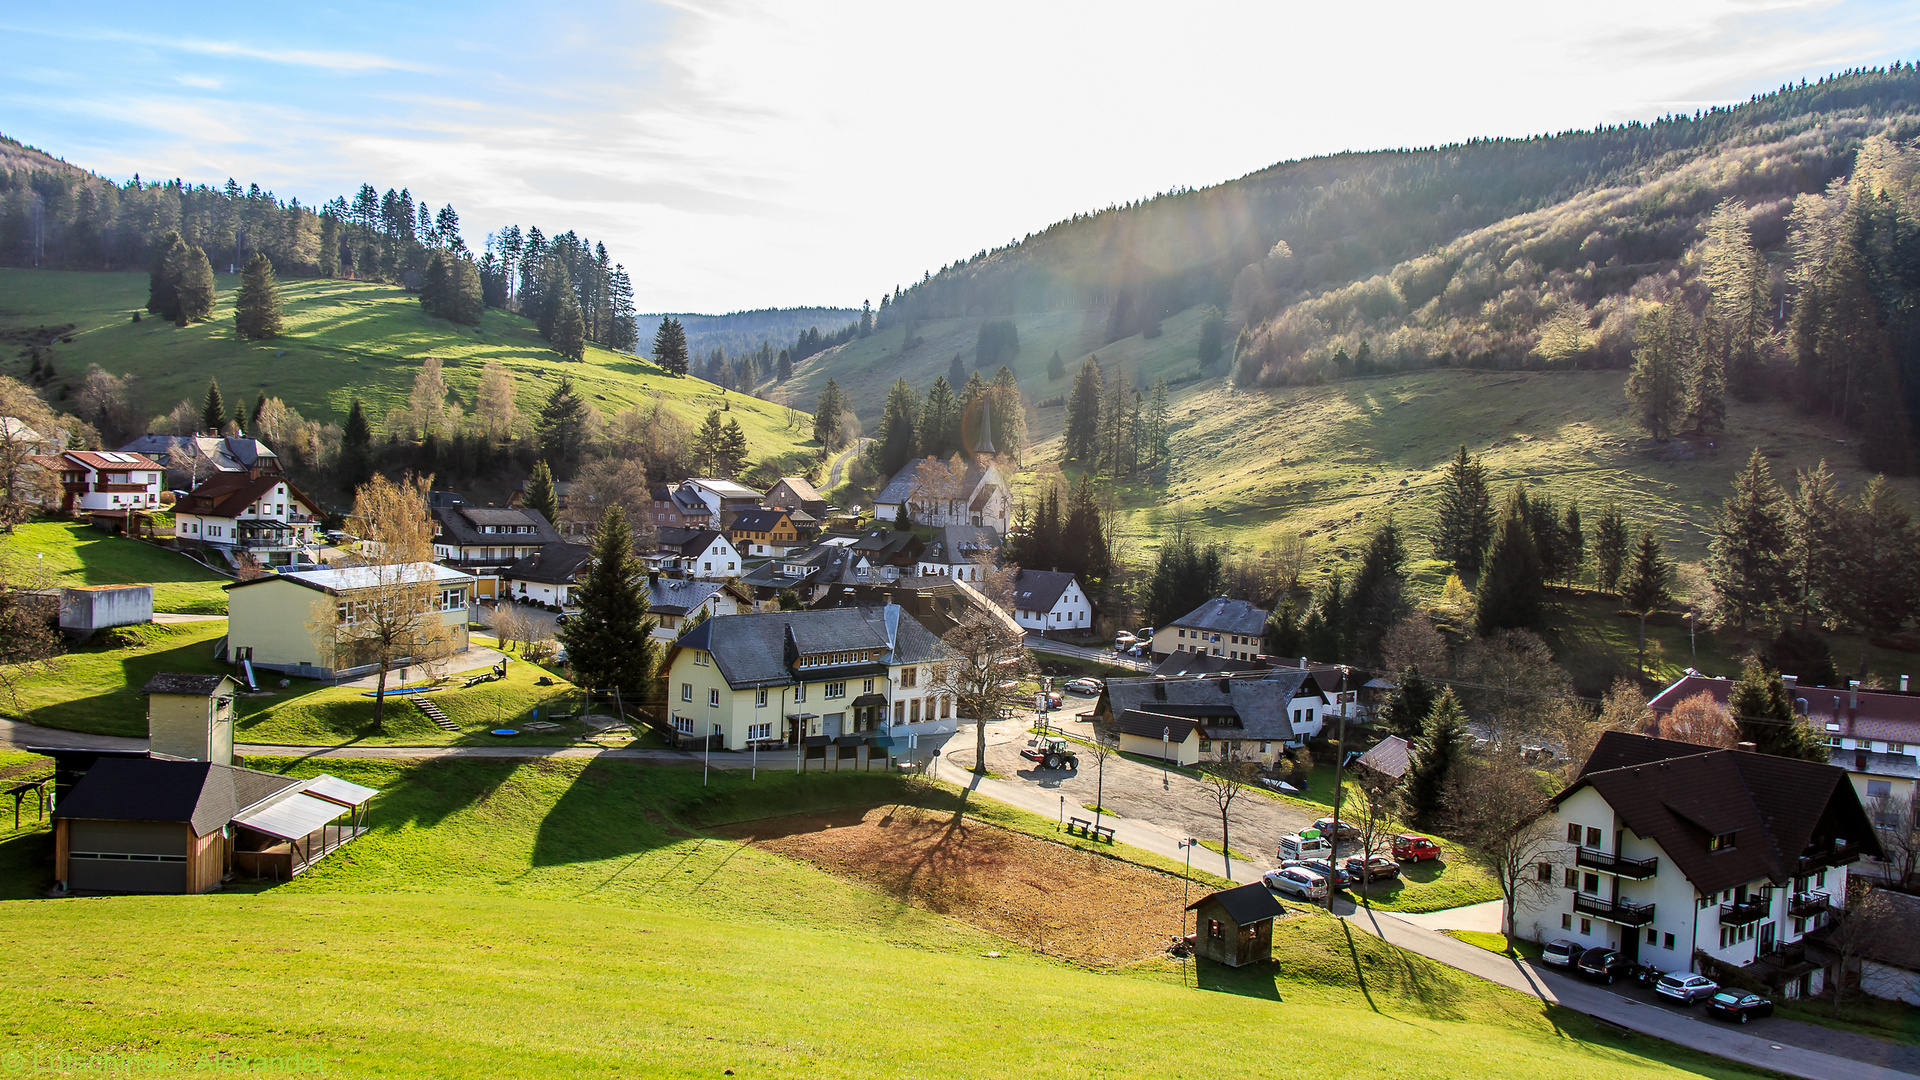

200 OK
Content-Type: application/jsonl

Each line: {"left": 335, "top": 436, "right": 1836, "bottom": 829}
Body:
{"left": 1199, "top": 739, "right": 1213, "bottom": 753}
{"left": 1564, "top": 868, "right": 1578, "bottom": 889}
{"left": 1567, "top": 823, "right": 1581, "bottom": 844}
{"left": 682, "top": 683, "right": 693, "bottom": 702}
{"left": 1538, "top": 862, "right": 1553, "bottom": 883}
{"left": 748, "top": 722, "right": 771, "bottom": 742}
{"left": 1561, "top": 913, "right": 1573, "bottom": 930}
{"left": 1580, "top": 918, "right": 1591, "bottom": 935}
{"left": 1664, "top": 933, "right": 1675, "bottom": 950}
{"left": 1709, "top": 831, "right": 1737, "bottom": 851}
{"left": 1207, "top": 919, "right": 1224, "bottom": 942}
{"left": 940, "top": 696, "right": 950, "bottom": 718}
{"left": 708, "top": 688, "right": 720, "bottom": 707}
{"left": 755, "top": 689, "right": 767, "bottom": 707}
{"left": 910, "top": 698, "right": 922, "bottom": 722}
{"left": 825, "top": 681, "right": 846, "bottom": 699}
{"left": 1583, "top": 873, "right": 1600, "bottom": 894}
{"left": 674, "top": 715, "right": 694, "bottom": 733}
{"left": 1647, "top": 929, "right": 1657, "bottom": 945}
{"left": 900, "top": 667, "right": 918, "bottom": 688}
{"left": 864, "top": 679, "right": 875, "bottom": 694}
{"left": 1586, "top": 826, "right": 1603, "bottom": 848}
{"left": 894, "top": 701, "right": 905, "bottom": 723}
{"left": 1867, "top": 779, "right": 1893, "bottom": 800}
{"left": 794, "top": 683, "right": 806, "bottom": 703}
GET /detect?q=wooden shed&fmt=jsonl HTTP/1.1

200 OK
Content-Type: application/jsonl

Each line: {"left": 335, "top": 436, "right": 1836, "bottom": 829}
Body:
{"left": 53, "top": 756, "right": 299, "bottom": 894}
{"left": 1186, "top": 883, "right": 1287, "bottom": 967}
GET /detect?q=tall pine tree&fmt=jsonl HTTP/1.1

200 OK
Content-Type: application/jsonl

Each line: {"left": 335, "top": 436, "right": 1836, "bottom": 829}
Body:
{"left": 202, "top": 378, "right": 226, "bottom": 434}
{"left": 1405, "top": 689, "right": 1468, "bottom": 827}
{"left": 174, "top": 242, "right": 216, "bottom": 326}
{"left": 1707, "top": 449, "right": 1790, "bottom": 642}
{"left": 652, "top": 317, "right": 689, "bottom": 376}
{"left": 1435, "top": 445, "right": 1494, "bottom": 579}
{"left": 234, "top": 252, "right": 283, "bottom": 340}
{"left": 1475, "top": 486, "right": 1544, "bottom": 634}
{"left": 1593, "top": 502, "right": 1630, "bottom": 595}
{"left": 524, "top": 460, "right": 559, "bottom": 528}
{"left": 812, "top": 379, "right": 844, "bottom": 450}
{"left": 558, "top": 504, "right": 657, "bottom": 694}
{"left": 1621, "top": 530, "right": 1673, "bottom": 679}
{"left": 1063, "top": 356, "right": 1104, "bottom": 462}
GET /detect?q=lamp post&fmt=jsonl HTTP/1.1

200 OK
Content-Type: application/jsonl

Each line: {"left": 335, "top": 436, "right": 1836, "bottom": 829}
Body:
{"left": 705, "top": 698, "right": 715, "bottom": 787}
{"left": 1326, "top": 666, "right": 1350, "bottom": 910}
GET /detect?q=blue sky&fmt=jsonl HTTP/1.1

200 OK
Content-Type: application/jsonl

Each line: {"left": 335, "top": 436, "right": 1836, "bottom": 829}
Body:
{"left": 4, "top": 1, "right": 1918, "bottom": 312}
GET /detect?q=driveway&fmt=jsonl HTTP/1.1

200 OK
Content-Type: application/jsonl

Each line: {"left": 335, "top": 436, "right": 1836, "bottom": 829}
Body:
{"left": 1025, "top": 634, "right": 1152, "bottom": 672}
{"left": 947, "top": 709, "right": 1315, "bottom": 878}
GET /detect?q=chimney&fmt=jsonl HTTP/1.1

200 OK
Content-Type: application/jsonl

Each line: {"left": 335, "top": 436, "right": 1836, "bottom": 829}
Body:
{"left": 1904, "top": 675, "right": 1911, "bottom": 693}
{"left": 1849, "top": 680, "right": 1860, "bottom": 709}
{"left": 1299, "top": 656, "right": 1308, "bottom": 669}
{"left": 1781, "top": 674, "right": 1797, "bottom": 688}
{"left": 648, "top": 570, "right": 658, "bottom": 587}
{"left": 1735, "top": 741, "right": 1757, "bottom": 753}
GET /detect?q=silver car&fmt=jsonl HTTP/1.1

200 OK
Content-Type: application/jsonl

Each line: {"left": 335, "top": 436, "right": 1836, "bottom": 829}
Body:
{"left": 1262, "top": 866, "right": 1327, "bottom": 901}
{"left": 1540, "top": 938, "right": 1581, "bottom": 967}
{"left": 1655, "top": 973, "right": 1719, "bottom": 1005}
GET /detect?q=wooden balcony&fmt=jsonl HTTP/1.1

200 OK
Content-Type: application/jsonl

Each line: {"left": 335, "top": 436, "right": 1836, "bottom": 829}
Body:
{"left": 1720, "top": 897, "right": 1769, "bottom": 926}
{"left": 1575, "top": 846, "right": 1658, "bottom": 879}
{"left": 1573, "top": 893, "right": 1656, "bottom": 927}
{"left": 1788, "top": 891, "right": 1830, "bottom": 919}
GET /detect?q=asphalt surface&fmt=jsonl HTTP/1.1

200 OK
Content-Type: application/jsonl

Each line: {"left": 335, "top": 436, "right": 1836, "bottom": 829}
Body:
{"left": 1025, "top": 634, "right": 1153, "bottom": 672}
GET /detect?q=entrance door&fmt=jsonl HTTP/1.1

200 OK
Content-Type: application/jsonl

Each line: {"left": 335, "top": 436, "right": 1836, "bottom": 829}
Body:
{"left": 1621, "top": 928, "right": 1639, "bottom": 965}
{"left": 1760, "top": 922, "right": 1776, "bottom": 954}
{"left": 823, "top": 713, "right": 843, "bottom": 737}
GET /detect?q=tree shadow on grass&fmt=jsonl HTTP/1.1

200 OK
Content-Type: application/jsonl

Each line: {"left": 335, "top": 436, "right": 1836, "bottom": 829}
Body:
{"left": 353, "top": 753, "right": 532, "bottom": 830}
{"left": 529, "top": 757, "right": 689, "bottom": 868}
{"left": 1194, "top": 957, "right": 1283, "bottom": 1000}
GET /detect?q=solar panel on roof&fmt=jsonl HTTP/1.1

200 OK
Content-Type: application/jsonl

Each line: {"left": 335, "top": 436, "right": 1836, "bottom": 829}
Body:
{"left": 232, "top": 792, "right": 345, "bottom": 841}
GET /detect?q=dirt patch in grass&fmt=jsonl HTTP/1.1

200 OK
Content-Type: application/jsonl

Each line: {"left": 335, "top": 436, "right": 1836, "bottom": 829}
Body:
{"left": 644, "top": 809, "right": 692, "bottom": 837}
{"left": 718, "top": 804, "right": 1222, "bottom": 967}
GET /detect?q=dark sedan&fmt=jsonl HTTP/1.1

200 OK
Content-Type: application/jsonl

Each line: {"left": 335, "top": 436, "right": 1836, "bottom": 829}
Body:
{"left": 1576, "top": 947, "right": 1631, "bottom": 984}
{"left": 1704, "top": 991, "right": 1774, "bottom": 1024}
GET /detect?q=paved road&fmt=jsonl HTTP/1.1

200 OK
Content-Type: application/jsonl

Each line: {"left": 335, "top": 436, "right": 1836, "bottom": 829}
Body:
{"left": 826, "top": 438, "right": 870, "bottom": 489}
{"left": 1025, "top": 634, "right": 1152, "bottom": 672}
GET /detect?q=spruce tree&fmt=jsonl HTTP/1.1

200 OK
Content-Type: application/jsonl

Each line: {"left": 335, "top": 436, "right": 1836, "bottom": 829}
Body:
{"left": 1727, "top": 660, "right": 1828, "bottom": 761}
{"left": 949, "top": 353, "right": 966, "bottom": 388}
{"left": 1064, "top": 356, "right": 1104, "bottom": 462}
{"left": 1435, "top": 445, "right": 1494, "bottom": 579}
{"left": 1621, "top": 530, "right": 1672, "bottom": 679}
{"left": 1406, "top": 689, "right": 1468, "bottom": 826}
{"left": 1475, "top": 487, "right": 1544, "bottom": 634}
{"left": 718, "top": 417, "right": 749, "bottom": 477}
{"left": 1197, "top": 305, "right": 1225, "bottom": 370}
{"left": 1708, "top": 449, "right": 1791, "bottom": 641}
{"left": 1685, "top": 350, "right": 1726, "bottom": 435}
{"left": 1786, "top": 461, "right": 1845, "bottom": 631}
{"left": 202, "top": 378, "right": 226, "bottom": 434}
{"left": 1625, "top": 302, "right": 1688, "bottom": 441}
{"left": 340, "top": 397, "right": 373, "bottom": 486}
{"left": 1594, "top": 502, "right": 1629, "bottom": 594}
{"left": 558, "top": 504, "right": 657, "bottom": 694}
{"left": 234, "top": 252, "right": 283, "bottom": 340}
{"left": 524, "top": 460, "right": 559, "bottom": 528}
{"left": 420, "top": 250, "right": 451, "bottom": 318}
{"left": 552, "top": 293, "right": 587, "bottom": 361}
{"left": 1347, "top": 518, "right": 1409, "bottom": 664}
{"left": 652, "top": 317, "right": 689, "bottom": 376}
{"left": 1047, "top": 350, "right": 1066, "bottom": 380}
{"left": 174, "top": 242, "right": 216, "bottom": 326}
{"left": 918, "top": 376, "right": 960, "bottom": 458}
{"left": 874, "top": 378, "right": 920, "bottom": 477}
{"left": 692, "top": 410, "right": 726, "bottom": 476}
{"left": 148, "top": 230, "right": 186, "bottom": 321}
{"left": 1380, "top": 670, "right": 1438, "bottom": 742}
{"left": 776, "top": 349, "right": 792, "bottom": 382}
{"left": 447, "top": 257, "right": 484, "bottom": 325}
{"left": 812, "top": 379, "right": 843, "bottom": 449}
{"left": 1561, "top": 502, "right": 1585, "bottom": 588}
{"left": 1061, "top": 475, "right": 1111, "bottom": 581}
{"left": 536, "top": 376, "right": 590, "bottom": 475}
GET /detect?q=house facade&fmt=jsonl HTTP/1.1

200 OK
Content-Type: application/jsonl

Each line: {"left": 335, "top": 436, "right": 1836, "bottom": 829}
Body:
{"left": 35, "top": 450, "right": 164, "bottom": 515}
{"left": 431, "top": 505, "right": 563, "bottom": 600}
{"left": 225, "top": 562, "right": 474, "bottom": 679}
{"left": 1007, "top": 568, "right": 1092, "bottom": 633}
{"left": 500, "top": 543, "right": 592, "bottom": 608}
{"left": 684, "top": 478, "right": 763, "bottom": 528}
{"left": 763, "top": 476, "right": 828, "bottom": 520}
{"left": 647, "top": 575, "right": 751, "bottom": 642}
{"left": 728, "top": 507, "right": 799, "bottom": 557}
{"left": 648, "top": 483, "right": 716, "bottom": 529}
{"left": 663, "top": 606, "right": 957, "bottom": 762}
{"left": 173, "top": 473, "right": 322, "bottom": 565}
{"left": 1513, "top": 732, "right": 1882, "bottom": 1000}
{"left": 1097, "top": 671, "right": 1330, "bottom": 766}
{"left": 915, "top": 525, "right": 999, "bottom": 583}
{"left": 872, "top": 457, "right": 1010, "bottom": 534}
{"left": 119, "top": 434, "right": 279, "bottom": 490}
{"left": 1151, "top": 598, "right": 1269, "bottom": 661}
{"left": 651, "top": 527, "right": 743, "bottom": 580}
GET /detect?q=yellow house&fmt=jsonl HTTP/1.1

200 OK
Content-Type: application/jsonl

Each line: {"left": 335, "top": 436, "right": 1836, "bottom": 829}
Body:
{"left": 664, "top": 605, "right": 958, "bottom": 765}
{"left": 142, "top": 673, "right": 240, "bottom": 763}
{"left": 225, "top": 563, "right": 474, "bottom": 679}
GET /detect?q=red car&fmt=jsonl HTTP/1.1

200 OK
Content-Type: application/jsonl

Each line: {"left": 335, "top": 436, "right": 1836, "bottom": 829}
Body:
{"left": 1391, "top": 833, "right": 1441, "bottom": 862}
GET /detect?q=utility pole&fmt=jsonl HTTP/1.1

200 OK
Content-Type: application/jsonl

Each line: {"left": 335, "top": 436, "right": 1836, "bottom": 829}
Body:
{"left": 1326, "top": 666, "right": 1350, "bottom": 910}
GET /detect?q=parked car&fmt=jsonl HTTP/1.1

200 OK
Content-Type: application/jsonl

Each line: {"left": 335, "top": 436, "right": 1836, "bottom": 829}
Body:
{"left": 1063, "top": 678, "right": 1103, "bottom": 696}
{"left": 1125, "top": 643, "right": 1147, "bottom": 657}
{"left": 1576, "top": 947, "right": 1631, "bottom": 984}
{"left": 554, "top": 612, "right": 571, "bottom": 625}
{"left": 1277, "top": 831, "right": 1332, "bottom": 862}
{"left": 1654, "top": 973, "right": 1720, "bottom": 1005}
{"left": 1312, "top": 818, "right": 1363, "bottom": 844}
{"left": 1704, "top": 991, "right": 1774, "bottom": 1023}
{"left": 1391, "top": 834, "right": 1442, "bottom": 862}
{"left": 1540, "top": 939, "right": 1582, "bottom": 968}
{"left": 1282, "top": 857, "right": 1351, "bottom": 889}
{"left": 1262, "top": 866, "right": 1327, "bottom": 901}
{"left": 1343, "top": 854, "right": 1401, "bottom": 883}
{"left": 1114, "top": 631, "right": 1137, "bottom": 647}
{"left": 1043, "top": 690, "right": 1063, "bottom": 709}
{"left": 1134, "top": 628, "right": 1154, "bottom": 642}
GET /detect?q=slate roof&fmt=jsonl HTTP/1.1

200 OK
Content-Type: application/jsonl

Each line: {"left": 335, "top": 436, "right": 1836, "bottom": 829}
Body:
{"left": 141, "top": 673, "right": 235, "bottom": 696}
{"left": 177, "top": 472, "right": 319, "bottom": 519}
{"left": 1355, "top": 735, "right": 1412, "bottom": 779}
{"left": 741, "top": 543, "right": 867, "bottom": 591}
{"left": 1114, "top": 708, "right": 1205, "bottom": 743}
{"left": 1151, "top": 652, "right": 1273, "bottom": 678}
{"left": 1167, "top": 598, "right": 1270, "bottom": 637}
{"left": 922, "top": 525, "right": 1000, "bottom": 567}
{"left": 1188, "top": 881, "right": 1287, "bottom": 924}
{"left": 674, "top": 607, "right": 955, "bottom": 690}
{"left": 729, "top": 507, "right": 792, "bottom": 534}
{"left": 765, "top": 476, "right": 825, "bottom": 507}
{"left": 1099, "top": 671, "right": 1326, "bottom": 742}
{"left": 54, "top": 757, "right": 299, "bottom": 837}
{"left": 432, "top": 505, "right": 561, "bottom": 547}
{"left": 874, "top": 458, "right": 997, "bottom": 506}
{"left": 1008, "top": 568, "right": 1078, "bottom": 612}
{"left": 838, "top": 529, "right": 925, "bottom": 565}
{"left": 651, "top": 484, "right": 713, "bottom": 517}
{"left": 1559, "top": 731, "right": 1884, "bottom": 895}
{"left": 225, "top": 562, "right": 473, "bottom": 594}
{"left": 648, "top": 576, "right": 725, "bottom": 616}
{"left": 501, "top": 543, "right": 593, "bottom": 585}
{"left": 120, "top": 434, "right": 279, "bottom": 475}
{"left": 655, "top": 527, "right": 730, "bottom": 557}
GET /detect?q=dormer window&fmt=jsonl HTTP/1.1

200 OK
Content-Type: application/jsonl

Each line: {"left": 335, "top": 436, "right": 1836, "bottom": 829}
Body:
{"left": 1709, "top": 831, "right": 1737, "bottom": 852}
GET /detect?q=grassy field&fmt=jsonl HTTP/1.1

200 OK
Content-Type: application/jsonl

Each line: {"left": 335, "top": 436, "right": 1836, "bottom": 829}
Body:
{"left": 1, "top": 520, "right": 230, "bottom": 614}
{"left": 0, "top": 268, "right": 817, "bottom": 464}
{"left": 1, "top": 620, "right": 229, "bottom": 734}
{"left": 0, "top": 757, "right": 1780, "bottom": 1079}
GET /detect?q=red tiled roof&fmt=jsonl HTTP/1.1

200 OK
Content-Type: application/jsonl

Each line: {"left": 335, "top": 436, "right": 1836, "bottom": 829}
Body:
{"left": 1650, "top": 674, "right": 1920, "bottom": 743}
{"left": 63, "top": 450, "right": 161, "bottom": 471}
{"left": 181, "top": 472, "right": 319, "bottom": 520}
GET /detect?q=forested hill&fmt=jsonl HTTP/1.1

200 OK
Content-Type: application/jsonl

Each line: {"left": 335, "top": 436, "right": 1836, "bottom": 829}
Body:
{"left": 864, "top": 66, "right": 1920, "bottom": 378}
{"left": 639, "top": 307, "right": 857, "bottom": 363}
{"left": 0, "top": 134, "right": 87, "bottom": 179}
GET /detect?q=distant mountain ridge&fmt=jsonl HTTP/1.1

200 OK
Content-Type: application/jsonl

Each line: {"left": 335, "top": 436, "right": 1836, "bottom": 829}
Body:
{"left": 639, "top": 307, "right": 858, "bottom": 361}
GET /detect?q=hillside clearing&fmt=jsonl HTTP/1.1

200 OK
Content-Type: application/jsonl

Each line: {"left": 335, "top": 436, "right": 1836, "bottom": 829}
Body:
{"left": 1, "top": 520, "right": 230, "bottom": 614}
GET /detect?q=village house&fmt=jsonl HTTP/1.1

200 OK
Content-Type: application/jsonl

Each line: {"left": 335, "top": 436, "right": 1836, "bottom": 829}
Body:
{"left": 1095, "top": 670, "right": 1331, "bottom": 766}
{"left": 2, "top": 416, "right": 61, "bottom": 454}
{"left": 683, "top": 478, "right": 763, "bottom": 528}
{"left": 1845, "top": 889, "right": 1920, "bottom": 1005}
{"left": 119, "top": 434, "right": 279, "bottom": 490}
{"left": 647, "top": 482, "right": 716, "bottom": 529}
{"left": 499, "top": 542, "right": 592, "bottom": 608}
{"left": 430, "top": 504, "right": 563, "bottom": 600}
{"left": 1007, "top": 568, "right": 1092, "bottom": 634}
{"left": 650, "top": 527, "right": 743, "bottom": 580}
{"left": 31, "top": 449, "right": 164, "bottom": 517}
{"left": 915, "top": 524, "right": 999, "bottom": 582}
{"left": 739, "top": 541, "right": 871, "bottom": 606}
{"left": 843, "top": 528, "right": 927, "bottom": 578}
{"left": 729, "top": 507, "right": 799, "bottom": 557}
{"left": 647, "top": 575, "right": 751, "bottom": 642}
{"left": 172, "top": 472, "right": 322, "bottom": 566}
{"left": 225, "top": 562, "right": 474, "bottom": 679}
{"left": 1650, "top": 673, "right": 1920, "bottom": 885}
{"left": 1150, "top": 598, "right": 1270, "bottom": 661}
{"left": 1187, "top": 883, "right": 1287, "bottom": 968}
{"left": 872, "top": 457, "right": 1010, "bottom": 534}
{"left": 663, "top": 606, "right": 958, "bottom": 769}
{"left": 762, "top": 476, "right": 829, "bottom": 522}
{"left": 1512, "top": 731, "right": 1881, "bottom": 1000}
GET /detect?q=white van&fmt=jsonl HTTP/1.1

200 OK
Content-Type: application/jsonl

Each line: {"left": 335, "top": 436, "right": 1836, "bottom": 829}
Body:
{"left": 1277, "top": 830, "right": 1331, "bottom": 862}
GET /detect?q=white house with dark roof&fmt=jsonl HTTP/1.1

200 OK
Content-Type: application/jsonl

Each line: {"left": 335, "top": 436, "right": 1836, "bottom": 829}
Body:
{"left": 663, "top": 606, "right": 959, "bottom": 768}
{"left": 647, "top": 575, "right": 751, "bottom": 642}
{"left": 916, "top": 524, "right": 1000, "bottom": 583}
{"left": 431, "top": 504, "right": 564, "bottom": 600}
{"left": 1006, "top": 568, "right": 1091, "bottom": 633}
{"left": 872, "top": 457, "right": 1009, "bottom": 533}
{"left": 1151, "top": 598, "right": 1269, "bottom": 661}
{"left": 119, "top": 434, "right": 279, "bottom": 490}
{"left": 1513, "top": 731, "right": 1882, "bottom": 999}
{"left": 500, "top": 543, "right": 592, "bottom": 608}
{"left": 1094, "top": 670, "right": 1330, "bottom": 766}
{"left": 684, "top": 478, "right": 764, "bottom": 528}
{"left": 33, "top": 449, "right": 164, "bottom": 515}
{"left": 650, "top": 527, "right": 742, "bottom": 580}
{"left": 173, "top": 472, "right": 322, "bottom": 565}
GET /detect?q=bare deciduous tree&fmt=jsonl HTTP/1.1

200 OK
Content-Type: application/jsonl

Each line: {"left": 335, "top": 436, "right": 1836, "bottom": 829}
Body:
{"left": 0, "top": 549, "right": 60, "bottom": 701}
{"left": 1868, "top": 793, "right": 1919, "bottom": 891}
{"left": 1659, "top": 689, "right": 1739, "bottom": 748}
{"left": 0, "top": 376, "right": 62, "bottom": 530}
{"left": 491, "top": 603, "right": 540, "bottom": 655}
{"left": 1458, "top": 628, "right": 1574, "bottom": 750}
{"left": 931, "top": 606, "right": 1029, "bottom": 774}
{"left": 1447, "top": 752, "right": 1566, "bottom": 939}
{"left": 1381, "top": 613, "right": 1448, "bottom": 677}
{"left": 574, "top": 457, "right": 656, "bottom": 548}
{"left": 1350, "top": 769, "right": 1400, "bottom": 890}
{"left": 1087, "top": 720, "right": 1119, "bottom": 828}
{"left": 1197, "top": 748, "right": 1260, "bottom": 879}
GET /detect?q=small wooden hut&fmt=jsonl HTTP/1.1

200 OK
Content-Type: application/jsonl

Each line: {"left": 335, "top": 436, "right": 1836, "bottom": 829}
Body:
{"left": 1186, "top": 883, "right": 1286, "bottom": 967}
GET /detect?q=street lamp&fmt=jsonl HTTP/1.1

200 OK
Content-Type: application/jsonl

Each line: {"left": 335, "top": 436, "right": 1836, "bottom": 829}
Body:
{"left": 705, "top": 698, "right": 716, "bottom": 787}
{"left": 1326, "top": 666, "right": 1351, "bottom": 910}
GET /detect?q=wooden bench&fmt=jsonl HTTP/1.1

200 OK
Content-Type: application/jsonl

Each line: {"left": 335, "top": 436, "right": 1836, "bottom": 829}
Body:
{"left": 1066, "top": 817, "right": 1091, "bottom": 837}
{"left": 1090, "top": 824, "right": 1116, "bottom": 844}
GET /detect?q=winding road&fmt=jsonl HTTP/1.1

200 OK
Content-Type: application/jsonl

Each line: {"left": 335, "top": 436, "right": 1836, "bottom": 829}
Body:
{"left": 826, "top": 437, "right": 870, "bottom": 489}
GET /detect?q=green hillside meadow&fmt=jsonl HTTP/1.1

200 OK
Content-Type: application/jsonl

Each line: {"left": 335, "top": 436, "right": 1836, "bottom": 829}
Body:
{"left": 0, "top": 268, "right": 812, "bottom": 459}
{"left": 0, "top": 758, "right": 1776, "bottom": 1080}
